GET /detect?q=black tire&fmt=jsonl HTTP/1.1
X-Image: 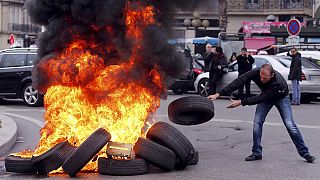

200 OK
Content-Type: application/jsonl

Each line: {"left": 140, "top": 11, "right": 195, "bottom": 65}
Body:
{"left": 188, "top": 149, "right": 199, "bottom": 165}
{"left": 62, "top": 128, "right": 111, "bottom": 177}
{"left": 22, "top": 83, "right": 43, "bottom": 107}
{"left": 168, "top": 96, "right": 215, "bottom": 125}
{"left": 146, "top": 122, "right": 195, "bottom": 170}
{"left": 133, "top": 137, "right": 176, "bottom": 171}
{"left": 301, "top": 95, "right": 314, "bottom": 104}
{"left": 5, "top": 156, "right": 36, "bottom": 174}
{"left": 33, "top": 141, "right": 76, "bottom": 175}
{"left": 98, "top": 157, "right": 148, "bottom": 176}
{"left": 198, "top": 78, "right": 209, "bottom": 97}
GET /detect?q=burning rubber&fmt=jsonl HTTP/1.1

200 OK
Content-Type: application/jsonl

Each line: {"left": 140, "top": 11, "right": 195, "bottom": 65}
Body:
{"left": 5, "top": 122, "right": 199, "bottom": 176}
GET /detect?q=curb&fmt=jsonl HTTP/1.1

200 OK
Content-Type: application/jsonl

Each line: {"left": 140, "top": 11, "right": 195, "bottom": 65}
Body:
{"left": 0, "top": 114, "right": 17, "bottom": 156}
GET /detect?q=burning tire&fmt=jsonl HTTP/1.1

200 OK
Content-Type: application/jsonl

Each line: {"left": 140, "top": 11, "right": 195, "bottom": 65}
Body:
{"left": 133, "top": 137, "right": 176, "bottom": 171}
{"left": 62, "top": 128, "right": 111, "bottom": 177}
{"left": 98, "top": 157, "right": 148, "bottom": 176}
{"left": 5, "top": 156, "right": 36, "bottom": 174}
{"left": 146, "top": 122, "right": 195, "bottom": 170}
{"left": 168, "top": 96, "right": 214, "bottom": 125}
{"left": 33, "top": 141, "right": 76, "bottom": 175}
{"left": 188, "top": 149, "right": 198, "bottom": 165}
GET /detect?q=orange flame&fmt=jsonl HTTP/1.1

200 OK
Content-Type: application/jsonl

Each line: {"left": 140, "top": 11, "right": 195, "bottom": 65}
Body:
{"left": 16, "top": 3, "right": 164, "bottom": 172}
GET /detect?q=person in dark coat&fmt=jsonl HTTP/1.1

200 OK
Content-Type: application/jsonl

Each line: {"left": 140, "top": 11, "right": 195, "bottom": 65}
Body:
{"left": 208, "top": 64, "right": 316, "bottom": 163}
{"left": 287, "top": 48, "right": 302, "bottom": 105}
{"left": 203, "top": 43, "right": 214, "bottom": 72}
{"left": 236, "top": 47, "right": 255, "bottom": 98}
{"left": 208, "top": 46, "right": 228, "bottom": 95}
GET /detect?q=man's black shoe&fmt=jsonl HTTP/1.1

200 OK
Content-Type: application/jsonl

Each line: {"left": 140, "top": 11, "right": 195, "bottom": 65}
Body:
{"left": 245, "top": 154, "right": 262, "bottom": 161}
{"left": 304, "top": 154, "right": 316, "bottom": 163}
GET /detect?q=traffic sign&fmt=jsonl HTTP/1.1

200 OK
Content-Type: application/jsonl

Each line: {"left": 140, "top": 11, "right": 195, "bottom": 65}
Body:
{"left": 287, "top": 19, "right": 301, "bottom": 36}
{"left": 288, "top": 35, "right": 299, "bottom": 45}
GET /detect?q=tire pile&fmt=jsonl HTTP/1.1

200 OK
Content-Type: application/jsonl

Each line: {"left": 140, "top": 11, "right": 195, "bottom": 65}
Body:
{"left": 5, "top": 96, "right": 212, "bottom": 177}
{"left": 5, "top": 122, "right": 198, "bottom": 177}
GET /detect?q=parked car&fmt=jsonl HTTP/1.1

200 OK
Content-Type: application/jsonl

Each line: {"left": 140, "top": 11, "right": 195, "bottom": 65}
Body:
{"left": 194, "top": 55, "right": 320, "bottom": 103}
{"left": 169, "top": 47, "right": 206, "bottom": 94}
{"left": 276, "top": 51, "right": 320, "bottom": 67}
{"left": 0, "top": 48, "right": 43, "bottom": 106}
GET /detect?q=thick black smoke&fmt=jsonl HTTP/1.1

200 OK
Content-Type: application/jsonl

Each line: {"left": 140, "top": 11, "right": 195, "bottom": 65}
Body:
{"left": 26, "top": 0, "right": 198, "bottom": 97}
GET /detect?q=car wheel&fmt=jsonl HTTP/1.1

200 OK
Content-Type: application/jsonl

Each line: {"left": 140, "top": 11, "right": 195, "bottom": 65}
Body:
{"left": 301, "top": 95, "right": 314, "bottom": 104}
{"left": 198, "top": 78, "right": 209, "bottom": 97}
{"left": 22, "top": 83, "right": 43, "bottom": 107}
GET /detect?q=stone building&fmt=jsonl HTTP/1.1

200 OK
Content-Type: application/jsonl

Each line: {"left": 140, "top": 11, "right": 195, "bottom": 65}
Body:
{"left": 226, "top": 0, "right": 314, "bottom": 33}
{"left": 0, "top": 0, "right": 42, "bottom": 49}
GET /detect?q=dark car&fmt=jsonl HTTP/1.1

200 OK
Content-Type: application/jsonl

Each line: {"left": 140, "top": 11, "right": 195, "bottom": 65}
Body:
{"left": 169, "top": 48, "right": 196, "bottom": 94}
{"left": 0, "top": 48, "right": 43, "bottom": 106}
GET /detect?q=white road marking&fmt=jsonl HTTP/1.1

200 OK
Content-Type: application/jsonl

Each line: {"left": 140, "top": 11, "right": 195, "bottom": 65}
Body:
{"left": 1, "top": 113, "right": 44, "bottom": 127}
{"left": 155, "top": 115, "right": 320, "bottom": 130}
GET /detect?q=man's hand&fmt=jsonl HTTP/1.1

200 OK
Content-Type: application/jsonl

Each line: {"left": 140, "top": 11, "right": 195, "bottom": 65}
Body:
{"left": 217, "top": 65, "right": 221, "bottom": 70}
{"left": 227, "top": 98, "right": 242, "bottom": 108}
{"left": 207, "top": 93, "right": 220, "bottom": 100}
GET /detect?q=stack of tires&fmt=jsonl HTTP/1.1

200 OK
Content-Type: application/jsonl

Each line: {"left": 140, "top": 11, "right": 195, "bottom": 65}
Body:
{"left": 5, "top": 96, "right": 212, "bottom": 177}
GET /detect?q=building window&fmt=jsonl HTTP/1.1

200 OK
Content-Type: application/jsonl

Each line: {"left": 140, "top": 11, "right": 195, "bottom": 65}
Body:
{"left": 246, "top": 0, "right": 260, "bottom": 9}
{"left": 247, "top": 0, "right": 259, "bottom": 4}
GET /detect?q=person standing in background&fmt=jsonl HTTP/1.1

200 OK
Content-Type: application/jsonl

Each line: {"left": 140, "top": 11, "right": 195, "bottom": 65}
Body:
{"left": 208, "top": 46, "right": 228, "bottom": 95}
{"left": 287, "top": 48, "right": 302, "bottom": 105}
{"left": 203, "top": 43, "right": 214, "bottom": 72}
{"left": 237, "top": 47, "right": 255, "bottom": 98}
{"left": 229, "top": 52, "right": 237, "bottom": 63}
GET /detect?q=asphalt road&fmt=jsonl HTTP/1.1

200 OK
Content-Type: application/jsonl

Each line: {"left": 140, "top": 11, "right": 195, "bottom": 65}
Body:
{"left": 0, "top": 93, "right": 319, "bottom": 180}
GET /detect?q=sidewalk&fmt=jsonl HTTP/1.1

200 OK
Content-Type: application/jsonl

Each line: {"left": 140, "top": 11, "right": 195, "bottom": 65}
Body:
{"left": 0, "top": 114, "right": 17, "bottom": 156}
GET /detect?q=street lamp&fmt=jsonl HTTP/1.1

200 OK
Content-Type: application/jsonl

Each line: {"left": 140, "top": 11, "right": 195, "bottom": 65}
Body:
{"left": 183, "top": 12, "right": 210, "bottom": 30}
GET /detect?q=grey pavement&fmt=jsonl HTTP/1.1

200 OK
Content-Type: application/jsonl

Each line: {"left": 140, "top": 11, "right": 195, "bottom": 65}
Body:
{"left": 0, "top": 114, "right": 17, "bottom": 157}
{"left": 0, "top": 95, "right": 319, "bottom": 179}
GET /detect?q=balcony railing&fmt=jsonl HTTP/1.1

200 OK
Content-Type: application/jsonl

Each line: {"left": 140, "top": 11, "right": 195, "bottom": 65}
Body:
{"left": 228, "top": 0, "right": 312, "bottom": 11}
{"left": 8, "top": 23, "right": 42, "bottom": 33}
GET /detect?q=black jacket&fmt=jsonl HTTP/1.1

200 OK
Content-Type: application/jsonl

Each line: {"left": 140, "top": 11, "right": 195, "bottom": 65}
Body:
{"left": 236, "top": 55, "right": 255, "bottom": 74}
{"left": 209, "top": 53, "right": 228, "bottom": 76}
{"left": 219, "top": 68, "right": 289, "bottom": 106}
{"left": 204, "top": 52, "right": 214, "bottom": 72}
{"left": 288, "top": 53, "right": 302, "bottom": 81}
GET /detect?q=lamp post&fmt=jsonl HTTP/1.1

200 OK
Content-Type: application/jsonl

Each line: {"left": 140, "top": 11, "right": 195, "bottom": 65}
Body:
{"left": 183, "top": 12, "right": 210, "bottom": 30}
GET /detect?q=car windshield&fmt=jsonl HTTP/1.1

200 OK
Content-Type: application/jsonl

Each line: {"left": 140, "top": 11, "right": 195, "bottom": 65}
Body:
{"left": 275, "top": 56, "right": 320, "bottom": 69}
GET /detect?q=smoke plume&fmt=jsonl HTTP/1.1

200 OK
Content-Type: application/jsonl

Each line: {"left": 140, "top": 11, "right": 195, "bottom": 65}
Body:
{"left": 26, "top": 0, "right": 198, "bottom": 96}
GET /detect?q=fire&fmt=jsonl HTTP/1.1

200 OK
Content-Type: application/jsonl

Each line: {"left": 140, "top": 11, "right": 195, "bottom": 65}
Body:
{"left": 15, "top": 3, "right": 164, "bottom": 172}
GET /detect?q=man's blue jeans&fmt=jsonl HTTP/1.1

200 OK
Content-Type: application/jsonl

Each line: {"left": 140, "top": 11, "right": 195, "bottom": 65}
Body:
{"left": 252, "top": 96, "right": 309, "bottom": 157}
{"left": 291, "top": 80, "right": 301, "bottom": 104}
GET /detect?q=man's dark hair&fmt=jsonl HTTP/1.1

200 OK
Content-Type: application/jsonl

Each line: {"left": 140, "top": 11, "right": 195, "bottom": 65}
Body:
{"left": 261, "top": 64, "right": 274, "bottom": 74}
{"left": 216, "top": 46, "right": 223, "bottom": 53}
{"left": 241, "top": 47, "right": 247, "bottom": 52}
{"left": 291, "top": 47, "right": 297, "bottom": 51}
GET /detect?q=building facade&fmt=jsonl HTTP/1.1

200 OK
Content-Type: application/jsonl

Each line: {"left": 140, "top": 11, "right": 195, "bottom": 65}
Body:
{"left": 0, "top": 0, "right": 42, "bottom": 49}
{"left": 172, "top": 0, "right": 220, "bottom": 53}
{"left": 226, "top": 0, "right": 314, "bottom": 33}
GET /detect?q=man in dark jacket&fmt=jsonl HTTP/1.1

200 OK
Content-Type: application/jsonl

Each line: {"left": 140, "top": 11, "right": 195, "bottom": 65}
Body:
{"left": 208, "top": 64, "right": 316, "bottom": 163}
{"left": 208, "top": 46, "right": 228, "bottom": 95}
{"left": 287, "top": 48, "right": 302, "bottom": 105}
{"left": 203, "top": 43, "right": 214, "bottom": 72}
{"left": 236, "top": 47, "right": 255, "bottom": 98}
